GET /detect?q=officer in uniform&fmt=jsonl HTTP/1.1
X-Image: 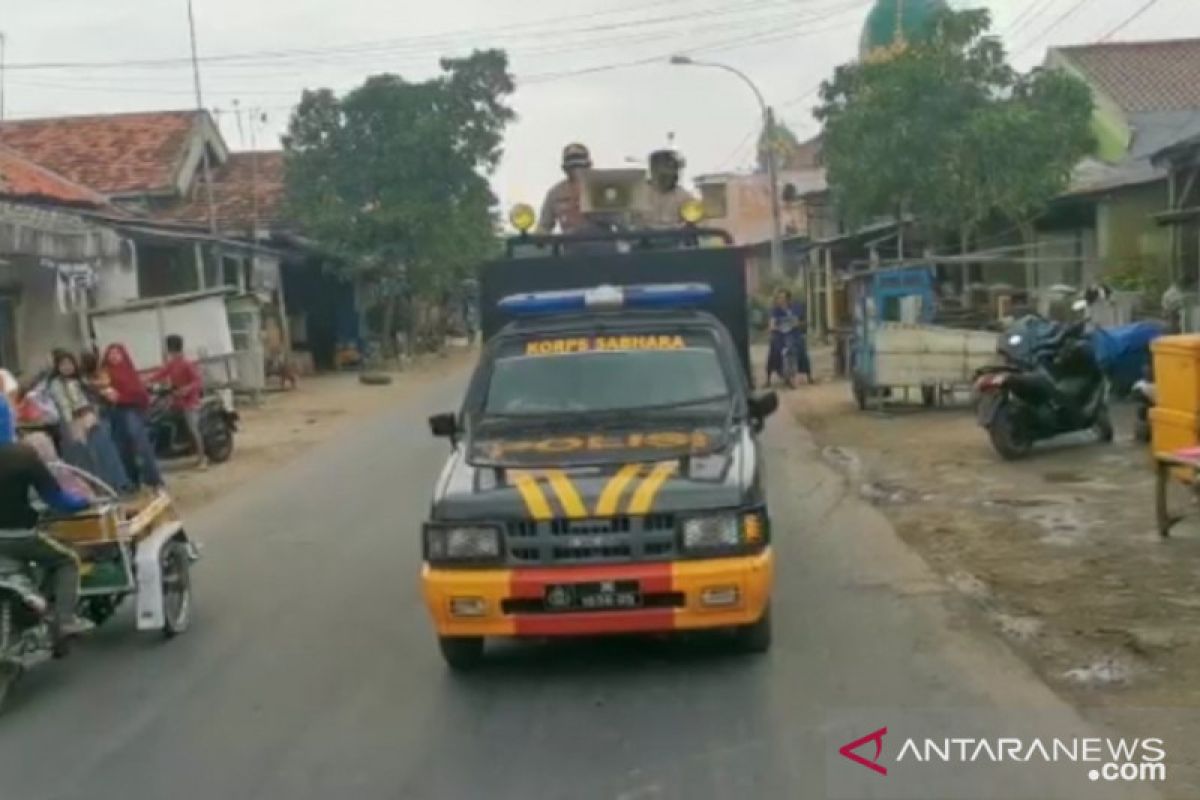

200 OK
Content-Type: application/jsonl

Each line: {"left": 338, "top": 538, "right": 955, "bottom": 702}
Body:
{"left": 640, "top": 149, "right": 696, "bottom": 229}
{"left": 538, "top": 143, "right": 592, "bottom": 234}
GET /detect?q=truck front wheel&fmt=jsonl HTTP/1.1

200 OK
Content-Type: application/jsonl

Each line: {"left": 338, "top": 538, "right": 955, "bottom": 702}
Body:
{"left": 438, "top": 636, "right": 485, "bottom": 671}
{"left": 734, "top": 606, "right": 772, "bottom": 654}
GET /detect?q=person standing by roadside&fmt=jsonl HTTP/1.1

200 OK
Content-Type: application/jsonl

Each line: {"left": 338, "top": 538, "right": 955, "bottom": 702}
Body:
{"left": 149, "top": 335, "right": 206, "bottom": 470}
{"left": 102, "top": 344, "right": 164, "bottom": 490}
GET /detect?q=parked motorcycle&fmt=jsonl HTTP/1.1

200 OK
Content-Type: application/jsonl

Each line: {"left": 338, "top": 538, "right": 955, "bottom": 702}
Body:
{"left": 974, "top": 307, "right": 1112, "bottom": 460}
{"left": 148, "top": 387, "right": 238, "bottom": 464}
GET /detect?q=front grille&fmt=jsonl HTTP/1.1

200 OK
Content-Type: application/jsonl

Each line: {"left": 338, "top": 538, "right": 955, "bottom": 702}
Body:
{"left": 505, "top": 516, "right": 677, "bottom": 565}
{"left": 501, "top": 592, "right": 685, "bottom": 614}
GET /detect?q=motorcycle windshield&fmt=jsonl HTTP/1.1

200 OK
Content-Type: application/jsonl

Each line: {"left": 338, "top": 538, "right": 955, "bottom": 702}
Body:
{"left": 999, "top": 316, "right": 1063, "bottom": 366}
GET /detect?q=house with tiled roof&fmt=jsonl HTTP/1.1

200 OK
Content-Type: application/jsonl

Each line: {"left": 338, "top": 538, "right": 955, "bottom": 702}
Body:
{"left": 0, "top": 146, "right": 135, "bottom": 371}
{"left": 1035, "top": 38, "right": 1200, "bottom": 300}
{"left": 0, "top": 108, "right": 341, "bottom": 381}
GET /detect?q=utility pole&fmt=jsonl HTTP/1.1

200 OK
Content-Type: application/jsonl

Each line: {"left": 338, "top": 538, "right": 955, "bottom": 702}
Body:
{"left": 670, "top": 56, "right": 784, "bottom": 277}
{"left": 764, "top": 106, "right": 784, "bottom": 280}
{"left": 186, "top": 0, "right": 218, "bottom": 236}
{"left": 1, "top": 32, "right": 7, "bottom": 121}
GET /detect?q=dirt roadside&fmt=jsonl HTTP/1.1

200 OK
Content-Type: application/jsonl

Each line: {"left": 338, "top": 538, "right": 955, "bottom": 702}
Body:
{"left": 160, "top": 348, "right": 474, "bottom": 512}
{"left": 782, "top": 345, "right": 1200, "bottom": 790}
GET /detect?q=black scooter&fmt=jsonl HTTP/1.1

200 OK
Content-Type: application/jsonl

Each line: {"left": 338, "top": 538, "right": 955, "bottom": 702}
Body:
{"left": 148, "top": 388, "right": 239, "bottom": 464}
{"left": 974, "top": 311, "right": 1112, "bottom": 460}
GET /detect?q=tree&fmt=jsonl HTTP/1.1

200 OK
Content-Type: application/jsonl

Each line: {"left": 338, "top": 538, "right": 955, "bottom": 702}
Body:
{"left": 815, "top": 7, "right": 1093, "bottom": 254}
{"left": 283, "top": 49, "right": 515, "bottom": 352}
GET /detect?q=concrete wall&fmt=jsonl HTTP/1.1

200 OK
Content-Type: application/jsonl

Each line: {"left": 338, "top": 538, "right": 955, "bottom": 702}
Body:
{"left": 0, "top": 202, "right": 129, "bottom": 373}
{"left": 0, "top": 256, "right": 86, "bottom": 374}
{"left": 696, "top": 169, "right": 821, "bottom": 244}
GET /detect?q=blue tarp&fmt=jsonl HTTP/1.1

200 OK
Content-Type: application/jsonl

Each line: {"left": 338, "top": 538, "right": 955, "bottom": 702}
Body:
{"left": 1092, "top": 321, "right": 1166, "bottom": 388}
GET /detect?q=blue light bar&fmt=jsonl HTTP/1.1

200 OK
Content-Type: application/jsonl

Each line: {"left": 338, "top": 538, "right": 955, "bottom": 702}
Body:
{"left": 498, "top": 283, "right": 714, "bottom": 316}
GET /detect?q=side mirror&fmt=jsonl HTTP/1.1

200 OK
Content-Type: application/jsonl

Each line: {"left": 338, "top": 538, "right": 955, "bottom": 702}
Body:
{"left": 428, "top": 412, "right": 459, "bottom": 442}
{"left": 748, "top": 390, "right": 779, "bottom": 423}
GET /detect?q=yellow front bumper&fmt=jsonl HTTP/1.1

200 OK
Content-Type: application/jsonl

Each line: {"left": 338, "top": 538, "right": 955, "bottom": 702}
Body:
{"left": 422, "top": 549, "right": 773, "bottom": 638}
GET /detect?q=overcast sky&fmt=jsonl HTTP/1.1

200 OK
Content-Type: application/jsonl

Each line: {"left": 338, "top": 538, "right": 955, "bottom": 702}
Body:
{"left": 2, "top": 0, "right": 1197, "bottom": 207}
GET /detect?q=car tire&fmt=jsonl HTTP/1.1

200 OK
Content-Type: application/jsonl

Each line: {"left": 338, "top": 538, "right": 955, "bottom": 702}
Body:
{"left": 359, "top": 372, "right": 393, "bottom": 386}
{"left": 734, "top": 606, "right": 772, "bottom": 654}
{"left": 438, "top": 636, "right": 485, "bottom": 671}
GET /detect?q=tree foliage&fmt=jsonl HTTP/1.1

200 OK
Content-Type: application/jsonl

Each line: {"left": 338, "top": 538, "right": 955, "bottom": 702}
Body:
{"left": 283, "top": 50, "right": 515, "bottom": 308}
{"left": 757, "top": 119, "right": 801, "bottom": 173}
{"left": 815, "top": 8, "right": 1094, "bottom": 248}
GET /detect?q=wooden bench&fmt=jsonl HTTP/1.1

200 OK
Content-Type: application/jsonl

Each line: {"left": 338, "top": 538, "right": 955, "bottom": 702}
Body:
{"left": 1154, "top": 446, "right": 1200, "bottom": 537}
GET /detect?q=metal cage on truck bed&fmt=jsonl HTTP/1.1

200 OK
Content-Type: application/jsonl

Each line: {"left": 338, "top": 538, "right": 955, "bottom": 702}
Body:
{"left": 479, "top": 228, "right": 753, "bottom": 382}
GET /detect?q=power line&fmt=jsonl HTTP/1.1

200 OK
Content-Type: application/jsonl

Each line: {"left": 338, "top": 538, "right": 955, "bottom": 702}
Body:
{"left": 1, "top": 4, "right": 856, "bottom": 100}
{"left": 1012, "top": 0, "right": 1096, "bottom": 59}
{"left": 1, "top": 0, "right": 843, "bottom": 73}
{"left": 1098, "top": 0, "right": 1164, "bottom": 41}
{"left": 1002, "top": 0, "right": 1048, "bottom": 37}
{"left": 521, "top": 3, "right": 866, "bottom": 85}
{"left": 715, "top": 125, "right": 760, "bottom": 171}
{"left": 1003, "top": 0, "right": 1058, "bottom": 41}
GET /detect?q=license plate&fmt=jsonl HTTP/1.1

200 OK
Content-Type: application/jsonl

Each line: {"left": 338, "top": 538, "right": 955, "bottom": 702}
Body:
{"left": 544, "top": 581, "right": 641, "bottom": 611}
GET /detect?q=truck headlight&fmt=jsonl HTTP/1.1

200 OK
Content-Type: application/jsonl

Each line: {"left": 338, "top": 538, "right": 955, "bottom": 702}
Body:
{"left": 681, "top": 514, "right": 741, "bottom": 551}
{"left": 680, "top": 511, "right": 768, "bottom": 553}
{"left": 424, "top": 524, "right": 502, "bottom": 563}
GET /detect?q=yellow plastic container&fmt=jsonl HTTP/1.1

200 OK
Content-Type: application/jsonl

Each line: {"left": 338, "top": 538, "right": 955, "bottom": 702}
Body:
{"left": 1152, "top": 335, "right": 1200, "bottom": 415}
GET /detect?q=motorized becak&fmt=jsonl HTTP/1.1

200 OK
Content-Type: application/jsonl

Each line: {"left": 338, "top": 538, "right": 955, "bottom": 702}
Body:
{"left": 0, "top": 469, "right": 198, "bottom": 710}
{"left": 148, "top": 387, "right": 238, "bottom": 464}
{"left": 974, "top": 311, "right": 1112, "bottom": 460}
{"left": 420, "top": 212, "right": 775, "bottom": 670}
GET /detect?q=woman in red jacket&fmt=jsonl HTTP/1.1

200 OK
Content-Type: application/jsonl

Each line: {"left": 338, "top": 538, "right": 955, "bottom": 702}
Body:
{"left": 102, "top": 343, "right": 164, "bottom": 490}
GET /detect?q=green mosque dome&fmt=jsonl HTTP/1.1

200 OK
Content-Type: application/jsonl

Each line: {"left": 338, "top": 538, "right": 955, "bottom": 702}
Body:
{"left": 859, "top": 0, "right": 949, "bottom": 58}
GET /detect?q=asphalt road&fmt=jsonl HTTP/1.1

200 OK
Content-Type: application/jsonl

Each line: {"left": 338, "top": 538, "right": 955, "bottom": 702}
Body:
{"left": 0, "top": 367, "right": 1164, "bottom": 800}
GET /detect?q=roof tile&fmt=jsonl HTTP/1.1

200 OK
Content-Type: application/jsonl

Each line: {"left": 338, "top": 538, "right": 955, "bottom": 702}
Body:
{"left": 155, "top": 151, "right": 285, "bottom": 231}
{"left": 0, "top": 145, "right": 112, "bottom": 207}
{"left": 0, "top": 110, "right": 199, "bottom": 195}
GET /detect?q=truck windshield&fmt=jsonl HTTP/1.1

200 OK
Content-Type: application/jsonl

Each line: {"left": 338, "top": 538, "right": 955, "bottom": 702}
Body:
{"left": 485, "top": 334, "right": 730, "bottom": 416}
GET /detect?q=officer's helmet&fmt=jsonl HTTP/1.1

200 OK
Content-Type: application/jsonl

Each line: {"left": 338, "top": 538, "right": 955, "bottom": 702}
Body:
{"left": 562, "top": 142, "right": 593, "bottom": 171}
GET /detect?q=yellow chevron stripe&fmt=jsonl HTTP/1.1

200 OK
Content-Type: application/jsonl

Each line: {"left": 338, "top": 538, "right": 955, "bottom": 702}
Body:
{"left": 511, "top": 471, "right": 553, "bottom": 520}
{"left": 545, "top": 470, "right": 588, "bottom": 518}
{"left": 595, "top": 463, "right": 643, "bottom": 517}
{"left": 627, "top": 462, "right": 678, "bottom": 515}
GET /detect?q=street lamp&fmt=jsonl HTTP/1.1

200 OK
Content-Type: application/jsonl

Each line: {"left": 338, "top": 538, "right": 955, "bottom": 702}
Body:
{"left": 670, "top": 55, "right": 783, "bottom": 277}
